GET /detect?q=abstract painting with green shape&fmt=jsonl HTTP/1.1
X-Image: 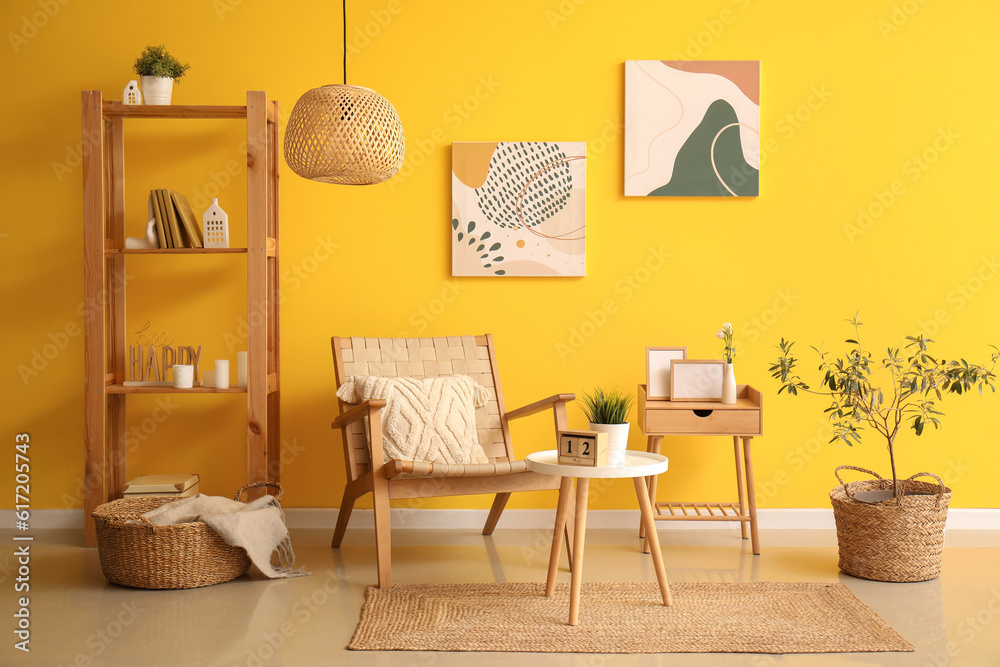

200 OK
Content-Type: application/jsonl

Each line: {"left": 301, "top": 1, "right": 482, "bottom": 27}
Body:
{"left": 625, "top": 60, "right": 760, "bottom": 197}
{"left": 452, "top": 141, "right": 586, "bottom": 276}
{"left": 648, "top": 100, "right": 759, "bottom": 196}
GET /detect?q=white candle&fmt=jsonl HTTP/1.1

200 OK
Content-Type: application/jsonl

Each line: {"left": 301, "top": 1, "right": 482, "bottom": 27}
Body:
{"left": 172, "top": 364, "right": 194, "bottom": 389}
{"left": 237, "top": 351, "right": 248, "bottom": 389}
{"left": 214, "top": 360, "right": 230, "bottom": 389}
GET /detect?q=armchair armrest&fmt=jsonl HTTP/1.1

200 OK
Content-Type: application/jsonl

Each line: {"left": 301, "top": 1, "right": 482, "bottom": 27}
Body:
{"left": 331, "top": 399, "right": 387, "bottom": 429}
{"left": 505, "top": 393, "right": 575, "bottom": 421}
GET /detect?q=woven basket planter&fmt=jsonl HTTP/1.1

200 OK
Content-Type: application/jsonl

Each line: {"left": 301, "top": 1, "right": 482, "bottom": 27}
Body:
{"left": 830, "top": 466, "right": 950, "bottom": 583}
{"left": 93, "top": 482, "right": 281, "bottom": 590}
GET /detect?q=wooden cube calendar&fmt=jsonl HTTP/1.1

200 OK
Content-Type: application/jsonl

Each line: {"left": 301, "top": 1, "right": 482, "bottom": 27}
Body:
{"left": 557, "top": 430, "right": 609, "bottom": 466}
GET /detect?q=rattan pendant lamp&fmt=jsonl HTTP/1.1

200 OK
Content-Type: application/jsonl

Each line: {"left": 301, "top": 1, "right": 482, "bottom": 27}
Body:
{"left": 284, "top": 0, "right": 405, "bottom": 185}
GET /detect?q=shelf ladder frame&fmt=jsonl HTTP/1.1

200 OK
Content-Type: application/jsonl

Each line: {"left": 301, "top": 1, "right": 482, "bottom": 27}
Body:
{"left": 81, "top": 91, "right": 280, "bottom": 546}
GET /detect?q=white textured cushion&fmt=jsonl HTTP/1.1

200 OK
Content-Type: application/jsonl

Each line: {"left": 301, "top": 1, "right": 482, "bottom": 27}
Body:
{"left": 336, "top": 375, "right": 490, "bottom": 465}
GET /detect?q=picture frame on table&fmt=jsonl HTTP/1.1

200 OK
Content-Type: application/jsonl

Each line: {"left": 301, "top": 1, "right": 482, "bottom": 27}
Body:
{"left": 646, "top": 347, "right": 687, "bottom": 399}
{"left": 670, "top": 359, "right": 725, "bottom": 402}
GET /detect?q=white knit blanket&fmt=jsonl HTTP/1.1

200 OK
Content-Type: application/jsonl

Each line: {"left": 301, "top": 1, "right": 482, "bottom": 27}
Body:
{"left": 141, "top": 494, "right": 308, "bottom": 579}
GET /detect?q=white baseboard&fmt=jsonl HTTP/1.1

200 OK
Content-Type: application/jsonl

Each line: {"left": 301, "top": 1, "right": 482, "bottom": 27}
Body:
{"left": 285, "top": 508, "right": 845, "bottom": 530}
{"left": 287, "top": 507, "right": 1000, "bottom": 531}
{"left": 1, "top": 509, "right": 82, "bottom": 529}
{"left": 285, "top": 508, "right": 844, "bottom": 530}
{"left": 8, "top": 507, "right": 996, "bottom": 531}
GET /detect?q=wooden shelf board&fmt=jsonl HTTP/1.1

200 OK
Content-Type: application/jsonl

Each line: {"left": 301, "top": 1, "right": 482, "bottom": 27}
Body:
{"left": 639, "top": 384, "right": 763, "bottom": 410}
{"left": 652, "top": 514, "right": 751, "bottom": 522}
{"left": 105, "top": 384, "right": 247, "bottom": 394}
{"left": 105, "top": 247, "right": 247, "bottom": 255}
{"left": 653, "top": 501, "right": 751, "bottom": 521}
{"left": 103, "top": 102, "right": 247, "bottom": 119}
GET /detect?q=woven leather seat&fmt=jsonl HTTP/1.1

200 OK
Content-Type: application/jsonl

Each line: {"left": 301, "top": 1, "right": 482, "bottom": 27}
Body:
{"left": 383, "top": 459, "right": 529, "bottom": 480}
{"left": 331, "top": 335, "right": 575, "bottom": 588}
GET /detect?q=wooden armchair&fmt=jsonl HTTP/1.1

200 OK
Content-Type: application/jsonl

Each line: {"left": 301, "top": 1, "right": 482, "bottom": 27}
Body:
{"left": 331, "top": 334, "right": 574, "bottom": 588}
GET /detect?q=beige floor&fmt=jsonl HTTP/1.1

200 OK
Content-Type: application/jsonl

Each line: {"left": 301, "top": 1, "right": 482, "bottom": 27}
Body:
{"left": 5, "top": 526, "right": 1000, "bottom": 666}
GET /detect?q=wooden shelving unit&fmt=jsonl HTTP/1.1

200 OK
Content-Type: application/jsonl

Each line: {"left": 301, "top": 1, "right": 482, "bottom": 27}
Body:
{"left": 81, "top": 91, "right": 281, "bottom": 546}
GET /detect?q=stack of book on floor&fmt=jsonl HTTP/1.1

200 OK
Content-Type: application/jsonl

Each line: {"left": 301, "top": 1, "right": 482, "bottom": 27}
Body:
{"left": 123, "top": 473, "right": 200, "bottom": 498}
{"left": 149, "top": 189, "right": 204, "bottom": 249}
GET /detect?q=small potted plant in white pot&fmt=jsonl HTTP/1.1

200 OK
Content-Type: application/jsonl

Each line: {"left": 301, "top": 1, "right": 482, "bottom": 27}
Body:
{"left": 769, "top": 314, "right": 997, "bottom": 582}
{"left": 133, "top": 45, "right": 189, "bottom": 105}
{"left": 580, "top": 387, "right": 635, "bottom": 467}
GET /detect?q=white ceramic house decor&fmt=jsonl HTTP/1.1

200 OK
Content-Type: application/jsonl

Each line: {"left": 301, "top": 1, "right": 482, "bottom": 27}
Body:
{"left": 123, "top": 80, "right": 142, "bottom": 105}
{"left": 202, "top": 198, "right": 229, "bottom": 248}
{"left": 124, "top": 219, "right": 158, "bottom": 249}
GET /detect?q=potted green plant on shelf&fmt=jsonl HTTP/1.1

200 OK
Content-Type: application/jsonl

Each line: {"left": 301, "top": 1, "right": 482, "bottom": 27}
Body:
{"left": 580, "top": 387, "right": 635, "bottom": 467}
{"left": 133, "top": 45, "right": 190, "bottom": 105}
{"left": 769, "top": 314, "right": 997, "bottom": 582}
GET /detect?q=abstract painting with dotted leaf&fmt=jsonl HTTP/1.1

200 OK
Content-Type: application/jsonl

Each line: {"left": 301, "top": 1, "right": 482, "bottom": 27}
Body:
{"left": 452, "top": 141, "right": 586, "bottom": 276}
{"left": 625, "top": 61, "right": 759, "bottom": 197}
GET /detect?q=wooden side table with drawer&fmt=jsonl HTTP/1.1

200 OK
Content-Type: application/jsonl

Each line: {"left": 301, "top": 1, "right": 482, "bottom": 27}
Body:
{"left": 637, "top": 383, "right": 764, "bottom": 554}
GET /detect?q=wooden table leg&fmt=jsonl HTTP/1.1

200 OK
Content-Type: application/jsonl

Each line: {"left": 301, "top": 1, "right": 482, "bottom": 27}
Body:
{"left": 733, "top": 435, "right": 749, "bottom": 540}
{"left": 741, "top": 436, "right": 760, "bottom": 555}
{"left": 545, "top": 477, "right": 573, "bottom": 597}
{"left": 634, "top": 476, "right": 672, "bottom": 606}
{"left": 568, "top": 478, "right": 589, "bottom": 626}
{"left": 641, "top": 436, "right": 662, "bottom": 546}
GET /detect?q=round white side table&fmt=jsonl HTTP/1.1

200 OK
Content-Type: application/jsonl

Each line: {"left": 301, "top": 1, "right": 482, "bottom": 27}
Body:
{"left": 525, "top": 450, "right": 672, "bottom": 626}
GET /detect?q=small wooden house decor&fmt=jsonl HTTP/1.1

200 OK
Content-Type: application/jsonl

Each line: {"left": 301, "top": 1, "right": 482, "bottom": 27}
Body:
{"left": 123, "top": 80, "right": 142, "bottom": 105}
{"left": 202, "top": 198, "right": 229, "bottom": 248}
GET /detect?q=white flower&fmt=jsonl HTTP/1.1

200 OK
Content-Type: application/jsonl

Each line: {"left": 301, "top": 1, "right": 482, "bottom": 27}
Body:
{"left": 716, "top": 330, "right": 726, "bottom": 339}
{"left": 722, "top": 322, "right": 733, "bottom": 333}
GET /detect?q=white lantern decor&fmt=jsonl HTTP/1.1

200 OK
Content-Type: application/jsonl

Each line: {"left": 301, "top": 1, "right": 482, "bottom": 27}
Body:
{"left": 202, "top": 198, "right": 229, "bottom": 248}
{"left": 123, "top": 80, "right": 142, "bottom": 105}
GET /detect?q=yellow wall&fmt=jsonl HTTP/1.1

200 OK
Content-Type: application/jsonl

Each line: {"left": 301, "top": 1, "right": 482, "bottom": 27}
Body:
{"left": 3, "top": 0, "right": 999, "bottom": 512}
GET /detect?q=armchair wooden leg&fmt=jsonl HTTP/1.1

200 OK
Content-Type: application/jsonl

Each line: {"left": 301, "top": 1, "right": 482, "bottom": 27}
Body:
{"left": 332, "top": 476, "right": 370, "bottom": 548}
{"left": 372, "top": 477, "right": 392, "bottom": 589}
{"left": 483, "top": 492, "right": 511, "bottom": 535}
{"left": 332, "top": 485, "right": 359, "bottom": 548}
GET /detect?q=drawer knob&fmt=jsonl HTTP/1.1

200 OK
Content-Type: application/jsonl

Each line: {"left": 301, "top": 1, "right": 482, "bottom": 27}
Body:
{"left": 693, "top": 409, "right": 714, "bottom": 418}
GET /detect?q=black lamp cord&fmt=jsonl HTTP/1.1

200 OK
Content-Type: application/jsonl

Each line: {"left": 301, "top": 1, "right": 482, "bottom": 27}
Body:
{"left": 342, "top": 0, "right": 347, "bottom": 85}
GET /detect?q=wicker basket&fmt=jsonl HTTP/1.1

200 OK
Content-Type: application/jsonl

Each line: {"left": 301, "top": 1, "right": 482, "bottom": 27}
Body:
{"left": 93, "top": 482, "right": 282, "bottom": 590}
{"left": 830, "top": 466, "right": 950, "bottom": 583}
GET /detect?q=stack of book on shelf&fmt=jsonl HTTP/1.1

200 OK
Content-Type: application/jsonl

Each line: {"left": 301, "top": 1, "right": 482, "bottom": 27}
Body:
{"left": 123, "top": 473, "right": 201, "bottom": 498}
{"left": 149, "top": 189, "right": 204, "bottom": 249}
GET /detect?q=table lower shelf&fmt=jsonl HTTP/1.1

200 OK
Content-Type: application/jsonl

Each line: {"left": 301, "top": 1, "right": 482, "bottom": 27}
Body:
{"left": 653, "top": 501, "right": 752, "bottom": 522}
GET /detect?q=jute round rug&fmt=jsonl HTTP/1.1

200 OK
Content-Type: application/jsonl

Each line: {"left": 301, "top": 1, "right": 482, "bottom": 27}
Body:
{"left": 349, "top": 581, "right": 914, "bottom": 653}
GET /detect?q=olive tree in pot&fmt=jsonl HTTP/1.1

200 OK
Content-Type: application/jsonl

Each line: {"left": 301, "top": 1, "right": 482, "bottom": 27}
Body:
{"left": 580, "top": 387, "right": 635, "bottom": 467}
{"left": 769, "top": 314, "right": 998, "bottom": 582}
{"left": 133, "top": 45, "right": 190, "bottom": 105}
